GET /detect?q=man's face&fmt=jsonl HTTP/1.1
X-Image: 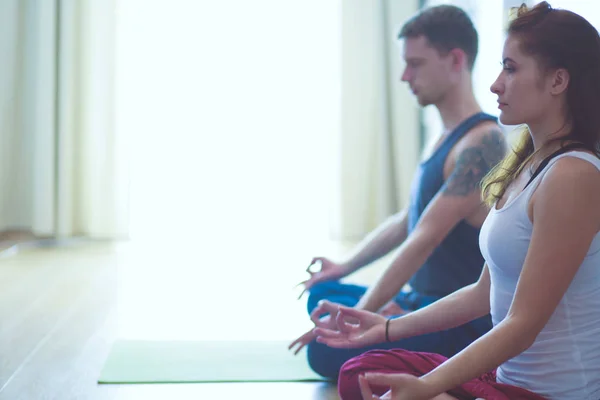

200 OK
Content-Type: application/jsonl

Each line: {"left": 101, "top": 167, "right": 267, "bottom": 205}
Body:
{"left": 400, "top": 36, "right": 455, "bottom": 106}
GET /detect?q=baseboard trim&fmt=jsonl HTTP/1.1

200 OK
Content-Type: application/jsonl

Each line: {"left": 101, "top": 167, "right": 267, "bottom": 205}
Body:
{"left": 0, "top": 237, "right": 116, "bottom": 259}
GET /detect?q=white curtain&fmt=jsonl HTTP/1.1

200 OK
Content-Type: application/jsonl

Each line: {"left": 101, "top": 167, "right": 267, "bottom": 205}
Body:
{"left": 0, "top": 0, "right": 128, "bottom": 239}
{"left": 332, "top": 0, "right": 420, "bottom": 241}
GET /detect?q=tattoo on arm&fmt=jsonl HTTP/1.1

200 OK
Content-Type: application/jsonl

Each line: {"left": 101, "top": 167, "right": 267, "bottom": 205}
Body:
{"left": 442, "top": 129, "right": 505, "bottom": 196}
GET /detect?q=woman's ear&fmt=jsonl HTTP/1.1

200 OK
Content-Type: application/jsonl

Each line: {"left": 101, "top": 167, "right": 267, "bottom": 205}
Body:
{"left": 550, "top": 68, "right": 570, "bottom": 95}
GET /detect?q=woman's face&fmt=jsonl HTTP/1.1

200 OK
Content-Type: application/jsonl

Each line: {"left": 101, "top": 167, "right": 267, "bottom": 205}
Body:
{"left": 490, "top": 35, "right": 554, "bottom": 126}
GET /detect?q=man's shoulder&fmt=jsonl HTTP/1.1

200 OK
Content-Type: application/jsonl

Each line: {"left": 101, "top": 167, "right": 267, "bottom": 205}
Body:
{"left": 443, "top": 120, "right": 507, "bottom": 179}
{"left": 461, "top": 120, "right": 503, "bottom": 144}
{"left": 453, "top": 120, "right": 506, "bottom": 155}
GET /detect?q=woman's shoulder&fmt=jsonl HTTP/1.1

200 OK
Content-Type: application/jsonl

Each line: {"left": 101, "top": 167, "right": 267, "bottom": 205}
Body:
{"left": 538, "top": 154, "right": 600, "bottom": 204}
{"left": 531, "top": 154, "right": 600, "bottom": 232}
{"left": 551, "top": 152, "right": 600, "bottom": 174}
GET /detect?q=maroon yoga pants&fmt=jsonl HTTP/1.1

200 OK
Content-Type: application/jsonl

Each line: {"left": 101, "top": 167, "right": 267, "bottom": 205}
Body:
{"left": 338, "top": 349, "right": 547, "bottom": 400}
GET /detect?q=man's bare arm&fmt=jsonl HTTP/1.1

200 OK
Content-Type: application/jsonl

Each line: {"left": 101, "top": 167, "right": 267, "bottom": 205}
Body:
{"left": 341, "top": 209, "right": 409, "bottom": 274}
{"left": 355, "top": 128, "right": 506, "bottom": 312}
{"left": 443, "top": 129, "right": 505, "bottom": 196}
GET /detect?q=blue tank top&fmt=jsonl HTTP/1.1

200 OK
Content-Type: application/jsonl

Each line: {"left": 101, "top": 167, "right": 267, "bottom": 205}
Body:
{"left": 408, "top": 112, "right": 498, "bottom": 297}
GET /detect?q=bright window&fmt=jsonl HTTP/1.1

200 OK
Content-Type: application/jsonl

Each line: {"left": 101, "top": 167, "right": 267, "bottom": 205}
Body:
{"left": 117, "top": 0, "right": 341, "bottom": 248}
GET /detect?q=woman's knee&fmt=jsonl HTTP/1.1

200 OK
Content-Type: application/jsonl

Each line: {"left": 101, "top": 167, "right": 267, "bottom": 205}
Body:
{"left": 337, "top": 356, "right": 367, "bottom": 400}
{"left": 337, "top": 349, "right": 445, "bottom": 400}
{"left": 338, "top": 350, "right": 397, "bottom": 400}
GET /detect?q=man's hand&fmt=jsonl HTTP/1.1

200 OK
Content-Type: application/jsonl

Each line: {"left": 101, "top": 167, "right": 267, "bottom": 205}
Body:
{"left": 295, "top": 257, "right": 347, "bottom": 299}
{"left": 289, "top": 299, "right": 359, "bottom": 355}
{"left": 288, "top": 310, "right": 339, "bottom": 355}
{"left": 288, "top": 328, "right": 317, "bottom": 355}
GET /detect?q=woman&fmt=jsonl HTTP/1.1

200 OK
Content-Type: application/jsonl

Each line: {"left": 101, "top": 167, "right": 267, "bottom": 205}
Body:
{"left": 312, "top": 2, "right": 600, "bottom": 399}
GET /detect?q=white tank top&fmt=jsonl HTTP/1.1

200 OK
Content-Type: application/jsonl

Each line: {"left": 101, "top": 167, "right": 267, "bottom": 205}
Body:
{"left": 479, "top": 151, "right": 600, "bottom": 400}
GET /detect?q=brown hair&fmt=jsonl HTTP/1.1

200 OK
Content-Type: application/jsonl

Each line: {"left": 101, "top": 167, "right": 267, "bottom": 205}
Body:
{"left": 482, "top": 1, "right": 600, "bottom": 205}
{"left": 399, "top": 5, "right": 478, "bottom": 71}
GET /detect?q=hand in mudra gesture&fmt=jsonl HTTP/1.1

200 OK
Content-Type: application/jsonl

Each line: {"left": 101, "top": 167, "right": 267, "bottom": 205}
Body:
{"left": 313, "top": 300, "right": 389, "bottom": 348}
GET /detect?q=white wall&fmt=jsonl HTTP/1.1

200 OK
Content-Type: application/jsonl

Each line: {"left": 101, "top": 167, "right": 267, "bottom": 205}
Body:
{"left": 536, "top": 0, "right": 600, "bottom": 29}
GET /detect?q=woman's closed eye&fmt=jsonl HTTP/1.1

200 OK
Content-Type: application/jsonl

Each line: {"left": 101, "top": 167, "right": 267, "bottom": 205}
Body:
{"left": 500, "top": 61, "right": 516, "bottom": 73}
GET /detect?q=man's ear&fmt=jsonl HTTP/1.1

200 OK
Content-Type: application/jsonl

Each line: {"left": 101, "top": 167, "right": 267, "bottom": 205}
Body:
{"left": 550, "top": 68, "right": 570, "bottom": 95}
{"left": 449, "top": 48, "right": 468, "bottom": 72}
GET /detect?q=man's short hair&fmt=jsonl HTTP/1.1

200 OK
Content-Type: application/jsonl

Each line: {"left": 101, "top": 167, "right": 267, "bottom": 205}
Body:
{"left": 399, "top": 5, "right": 478, "bottom": 70}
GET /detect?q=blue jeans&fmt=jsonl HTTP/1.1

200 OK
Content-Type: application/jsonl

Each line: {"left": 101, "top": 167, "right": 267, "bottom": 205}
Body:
{"left": 306, "top": 281, "right": 492, "bottom": 380}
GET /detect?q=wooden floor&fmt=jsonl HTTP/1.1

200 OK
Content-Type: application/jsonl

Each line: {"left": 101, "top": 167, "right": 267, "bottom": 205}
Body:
{"left": 0, "top": 240, "right": 388, "bottom": 399}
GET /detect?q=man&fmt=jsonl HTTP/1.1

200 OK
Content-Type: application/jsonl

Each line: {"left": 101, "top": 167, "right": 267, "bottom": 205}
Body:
{"left": 289, "top": 4, "right": 507, "bottom": 380}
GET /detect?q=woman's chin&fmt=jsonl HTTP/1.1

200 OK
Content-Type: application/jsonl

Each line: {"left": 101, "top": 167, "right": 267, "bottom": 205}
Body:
{"left": 498, "top": 113, "right": 521, "bottom": 126}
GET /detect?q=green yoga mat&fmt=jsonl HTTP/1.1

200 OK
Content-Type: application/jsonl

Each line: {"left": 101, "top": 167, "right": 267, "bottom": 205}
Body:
{"left": 98, "top": 340, "right": 330, "bottom": 384}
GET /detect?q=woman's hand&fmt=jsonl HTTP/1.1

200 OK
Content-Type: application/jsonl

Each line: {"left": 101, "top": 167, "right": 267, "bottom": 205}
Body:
{"left": 358, "top": 373, "right": 439, "bottom": 400}
{"left": 313, "top": 300, "right": 388, "bottom": 348}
